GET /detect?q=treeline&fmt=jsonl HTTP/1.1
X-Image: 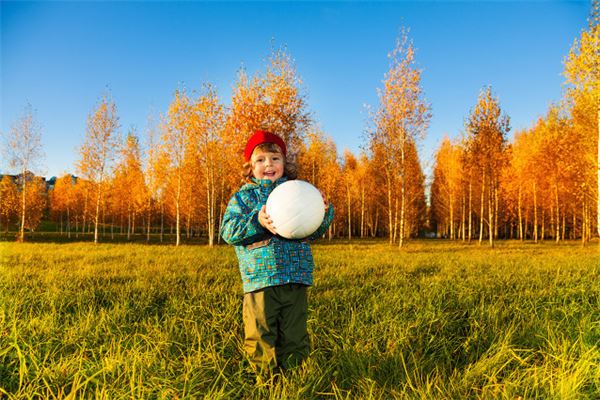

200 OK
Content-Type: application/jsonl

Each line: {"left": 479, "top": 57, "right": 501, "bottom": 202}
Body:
{"left": 2, "top": 13, "right": 598, "bottom": 246}
{"left": 430, "top": 10, "right": 598, "bottom": 246}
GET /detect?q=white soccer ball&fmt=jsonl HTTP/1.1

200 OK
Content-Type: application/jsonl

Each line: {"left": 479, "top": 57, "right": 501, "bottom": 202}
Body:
{"left": 266, "top": 180, "right": 325, "bottom": 240}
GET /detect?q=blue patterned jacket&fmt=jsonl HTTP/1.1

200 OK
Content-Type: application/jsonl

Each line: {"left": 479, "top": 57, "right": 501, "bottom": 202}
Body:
{"left": 221, "top": 177, "right": 334, "bottom": 293}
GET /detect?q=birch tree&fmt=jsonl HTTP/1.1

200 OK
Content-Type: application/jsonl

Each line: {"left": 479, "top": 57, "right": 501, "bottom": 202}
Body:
{"left": 368, "top": 28, "right": 431, "bottom": 247}
{"left": 0, "top": 175, "right": 19, "bottom": 233}
{"left": 50, "top": 174, "right": 76, "bottom": 236}
{"left": 226, "top": 47, "right": 312, "bottom": 179}
{"left": 76, "top": 95, "right": 120, "bottom": 244}
{"left": 113, "top": 130, "right": 147, "bottom": 239}
{"left": 162, "top": 90, "right": 191, "bottom": 246}
{"left": 342, "top": 150, "right": 358, "bottom": 240}
{"left": 189, "top": 85, "right": 226, "bottom": 247}
{"left": 144, "top": 114, "right": 163, "bottom": 242}
{"left": 564, "top": 1, "right": 599, "bottom": 237}
{"left": 431, "top": 137, "right": 463, "bottom": 238}
{"left": 464, "top": 86, "right": 510, "bottom": 247}
{"left": 3, "top": 104, "right": 45, "bottom": 242}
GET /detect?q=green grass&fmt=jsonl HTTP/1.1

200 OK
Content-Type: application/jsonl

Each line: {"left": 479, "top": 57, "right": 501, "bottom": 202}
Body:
{"left": 1, "top": 240, "right": 599, "bottom": 399}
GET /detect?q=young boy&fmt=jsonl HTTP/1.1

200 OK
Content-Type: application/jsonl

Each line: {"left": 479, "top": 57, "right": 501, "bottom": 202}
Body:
{"left": 220, "top": 130, "right": 334, "bottom": 371}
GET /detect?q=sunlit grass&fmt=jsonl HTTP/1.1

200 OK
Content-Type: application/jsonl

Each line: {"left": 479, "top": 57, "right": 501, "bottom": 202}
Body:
{"left": 1, "top": 240, "right": 599, "bottom": 398}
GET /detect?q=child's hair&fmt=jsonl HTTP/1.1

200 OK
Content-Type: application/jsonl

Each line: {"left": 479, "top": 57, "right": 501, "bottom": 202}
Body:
{"left": 241, "top": 142, "right": 298, "bottom": 182}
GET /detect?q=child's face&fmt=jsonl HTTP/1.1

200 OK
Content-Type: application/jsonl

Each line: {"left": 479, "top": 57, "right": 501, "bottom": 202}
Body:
{"left": 251, "top": 149, "right": 284, "bottom": 182}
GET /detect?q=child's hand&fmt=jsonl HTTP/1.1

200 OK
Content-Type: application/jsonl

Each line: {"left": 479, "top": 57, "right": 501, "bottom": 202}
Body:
{"left": 259, "top": 205, "right": 277, "bottom": 234}
{"left": 321, "top": 191, "right": 329, "bottom": 209}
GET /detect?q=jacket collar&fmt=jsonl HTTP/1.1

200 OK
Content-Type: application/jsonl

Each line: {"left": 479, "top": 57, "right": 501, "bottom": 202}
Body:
{"left": 241, "top": 176, "right": 288, "bottom": 191}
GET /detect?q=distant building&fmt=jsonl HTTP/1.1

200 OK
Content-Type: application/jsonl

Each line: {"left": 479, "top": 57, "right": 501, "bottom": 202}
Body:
{"left": 0, "top": 172, "right": 77, "bottom": 191}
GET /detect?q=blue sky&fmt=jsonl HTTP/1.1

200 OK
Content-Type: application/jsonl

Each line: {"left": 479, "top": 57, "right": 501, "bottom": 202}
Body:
{"left": 1, "top": 1, "right": 590, "bottom": 179}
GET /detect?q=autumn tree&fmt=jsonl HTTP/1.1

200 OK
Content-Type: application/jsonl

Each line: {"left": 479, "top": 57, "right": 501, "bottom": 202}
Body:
{"left": 0, "top": 176, "right": 19, "bottom": 232}
{"left": 112, "top": 130, "right": 148, "bottom": 239}
{"left": 431, "top": 136, "right": 463, "bottom": 239}
{"left": 142, "top": 114, "right": 162, "bottom": 241}
{"left": 297, "top": 129, "right": 340, "bottom": 239}
{"left": 158, "top": 84, "right": 225, "bottom": 246}
{"left": 464, "top": 86, "right": 510, "bottom": 247}
{"left": 506, "top": 130, "right": 540, "bottom": 241}
{"left": 50, "top": 174, "right": 76, "bottom": 236}
{"left": 146, "top": 130, "right": 170, "bottom": 242}
{"left": 565, "top": 88, "right": 597, "bottom": 243}
{"left": 402, "top": 139, "right": 427, "bottom": 238}
{"left": 355, "top": 154, "right": 371, "bottom": 238}
{"left": 218, "top": 47, "right": 314, "bottom": 242}
{"left": 368, "top": 28, "right": 431, "bottom": 247}
{"left": 223, "top": 47, "right": 313, "bottom": 218}
{"left": 341, "top": 150, "right": 359, "bottom": 240}
{"left": 564, "top": 1, "right": 599, "bottom": 237}
{"left": 22, "top": 176, "right": 47, "bottom": 232}
{"left": 188, "top": 85, "right": 226, "bottom": 246}
{"left": 297, "top": 129, "right": 329, "bottom": 187}
{"left": 227, "top": 48, "right": 311, "bottom": 155}
{"left": 3, "top": 104, "right": 45, "bottom": 242}
{"left": 321, "top": 149, "right": 342, "bottom": 239}
{"left": 161, "top": 90, "right": 191, "bottom": 246}
{"left": 76, "top": 95, "right": 120, "bottom": 244}
{"left": 538, "top": 105, "right": 572, "bottom": 242}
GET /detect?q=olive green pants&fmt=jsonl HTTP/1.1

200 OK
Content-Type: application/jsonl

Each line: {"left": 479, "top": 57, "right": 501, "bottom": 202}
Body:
{"left": 243, "top": 284, "right": 309, "bottom": 370}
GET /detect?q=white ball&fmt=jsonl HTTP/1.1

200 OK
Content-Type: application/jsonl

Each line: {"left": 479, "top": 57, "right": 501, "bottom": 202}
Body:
{"left": 266, "top": 180, "right": 325, "bottom": 239}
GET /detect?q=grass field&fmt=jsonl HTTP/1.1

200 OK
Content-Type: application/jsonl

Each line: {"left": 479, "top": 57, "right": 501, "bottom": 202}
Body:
{"left": 1, "top": 239, "right": 599, "bottom": 399}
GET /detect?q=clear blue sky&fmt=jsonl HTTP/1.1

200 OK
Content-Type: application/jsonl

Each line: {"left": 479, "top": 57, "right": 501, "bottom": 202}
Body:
{"left": 1, "top": 1, "right": 590, "bottom": 179}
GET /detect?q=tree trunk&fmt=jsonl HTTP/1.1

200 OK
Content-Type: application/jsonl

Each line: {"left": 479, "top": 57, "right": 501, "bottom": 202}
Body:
{"left": 67, "top": 207, "right": 71, "bottom": 238}
{"left": 18, "top": 174, "right": 26, "bottom": 242}
{"left": 93, "top": 187, "right": 100, "bottom": 244}
{"left": 205, "top": 156, "right": 216, "bottom": 247}
{"left": 82, "top": 192, "right": 88, "bottom": 238}
{"left": 449, "top": 191, "right": 454, "bottom": 240}
{"left": 479, "top": 171, "right": 485, "bottom": 245}
{"left": 374, "top": 208, "right": 379, "bottom": 238}
{"left": 518, "top": 185, "right": 523, "bottom": 241}
{"left": 160, "top": 201, "right": 164, "bottom": 243}
{"left": 468, "top": 179, "right": 472, "bottom": 242}
{"left": 572, "top": 206, "right": 577, "bottom": 240}
{"left": 488, "top": 178, "right": 494, "bottom": 248}
{"left": 494, "top": 183, "right": 499, "bottom": 240}
{"left": 147, "top": 199, "right": 152, "bottom": 243}
{"left": 360, "top": 186, "right": 365, "bottom": 238}
{"left": 399, "top": 176, "right": 406, "bottom": 248}
{"left": 555, "top": 184, "right": 560, "bottom": 243}
{"left": 176, "top": 171, "right": 181, "bottom": 246}
{"left": 186, "top": 210, "right": 191, "bottom": 239}
{"left": 127, "top": 210, "right": 131, "bottom": 240}
{"left": 541, "top": 208, "right": 546, "bottom": 242}
{"left": 582, "top": 197, "right": 587, "bottom": 246}
{"left": 386, "top": 173, "right": 393, "bottom": 245}
{"left": 461, "top": 191, "right": 466, "bottom": 241}
{"left": 533, "top": 182, "right": 538, "bottom": 243}
{"left": 346, "top": 184, "right": 352, "bottom": 240}
{"left": 393, "top": 196, "right": 399, "bottom": 244}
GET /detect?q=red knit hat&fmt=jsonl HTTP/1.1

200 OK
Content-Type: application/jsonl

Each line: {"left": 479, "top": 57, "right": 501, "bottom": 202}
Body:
{"left": 244, "top": 130, "right": 287, "bottom": 161}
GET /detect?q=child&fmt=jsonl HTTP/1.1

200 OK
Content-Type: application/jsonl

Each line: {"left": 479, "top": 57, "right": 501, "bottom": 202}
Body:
{"left": 220, "top": 129, "right": 334, "bottom": 372}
